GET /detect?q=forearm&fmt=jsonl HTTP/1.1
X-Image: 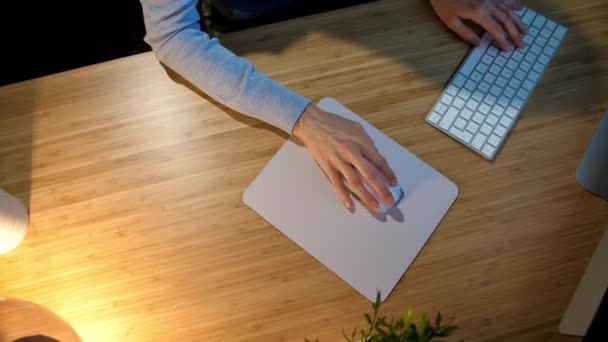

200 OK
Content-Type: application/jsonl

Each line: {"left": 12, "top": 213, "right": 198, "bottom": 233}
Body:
{"left": 140, "top": 0, "right": 311, "bottom": 133}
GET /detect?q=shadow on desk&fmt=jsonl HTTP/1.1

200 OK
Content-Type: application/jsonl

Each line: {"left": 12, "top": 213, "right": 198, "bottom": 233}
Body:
{"left": 0, "top": 81, "right": 35, "bottom": 210}
{"left": 214, "top": 0, "right": 606, "bottom": 118}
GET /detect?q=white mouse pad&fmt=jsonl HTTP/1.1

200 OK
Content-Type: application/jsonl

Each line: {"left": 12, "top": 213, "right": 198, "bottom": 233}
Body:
{"left": 243, "top": 98, "right": 459, "bottom": 302}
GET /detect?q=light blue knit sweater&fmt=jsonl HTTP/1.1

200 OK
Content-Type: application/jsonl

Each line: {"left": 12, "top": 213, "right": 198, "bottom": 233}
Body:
{"left": 140, "top": 0, "right": 311, "bottom": 133}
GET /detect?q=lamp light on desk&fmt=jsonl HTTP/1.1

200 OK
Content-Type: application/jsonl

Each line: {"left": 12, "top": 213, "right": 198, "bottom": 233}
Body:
{"left": 0, "top": 297, "right": 82, "bottom": 342}
{"left": 0, "top": 189, "right": 29, "bottom": 255}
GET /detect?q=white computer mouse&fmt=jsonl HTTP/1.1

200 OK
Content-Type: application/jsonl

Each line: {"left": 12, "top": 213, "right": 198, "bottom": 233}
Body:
{"left": 347, "top": 174, "right": 404, "bottom": 214}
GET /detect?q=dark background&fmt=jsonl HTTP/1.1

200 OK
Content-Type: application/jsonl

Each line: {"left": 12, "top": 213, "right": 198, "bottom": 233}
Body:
{"left": 0, "top": 0, "right": 374, "bottom": 87}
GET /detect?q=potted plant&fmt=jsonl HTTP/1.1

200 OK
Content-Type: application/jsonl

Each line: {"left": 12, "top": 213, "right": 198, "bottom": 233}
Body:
{"left": 306, "top": 292, "right": 461, "bottom": 342}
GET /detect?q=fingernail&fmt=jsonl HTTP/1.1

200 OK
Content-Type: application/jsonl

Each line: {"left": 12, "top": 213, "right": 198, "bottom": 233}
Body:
{"left": 371, "top": 200, "right": 379, "bottom": 209}
{"left": 344, "top": 201, "right": 352, "bottom": 209}
{"left": 385, "top": 195, "right": 395, "bottom": 206}
{"left": 390, "top": 178, "right": 398, "bottom": 186}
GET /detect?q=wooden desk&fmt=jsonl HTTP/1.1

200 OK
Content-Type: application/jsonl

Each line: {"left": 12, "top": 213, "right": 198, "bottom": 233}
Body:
{"left": 1, "top": 0, "right": 607, "bottom": 340}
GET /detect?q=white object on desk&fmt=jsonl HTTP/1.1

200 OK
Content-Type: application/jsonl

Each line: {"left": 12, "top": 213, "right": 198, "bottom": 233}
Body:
{"left": 426, "top": 7, "right": 567, "bottom": 160}
{"left": 0, "top": 189, "right": 29, "bottom": 255}
{"left": 243, "top": 97, "right": 459, "bottom": 302}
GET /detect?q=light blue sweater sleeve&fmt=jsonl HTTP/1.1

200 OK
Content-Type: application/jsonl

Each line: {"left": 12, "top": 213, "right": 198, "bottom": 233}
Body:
{"left": 140, "top": 0, "right": 311, "bottom": 133}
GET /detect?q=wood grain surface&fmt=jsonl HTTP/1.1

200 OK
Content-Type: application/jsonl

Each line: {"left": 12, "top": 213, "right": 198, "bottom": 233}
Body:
{"left": 1, "top": 0, "right": 607, "bottom": 341}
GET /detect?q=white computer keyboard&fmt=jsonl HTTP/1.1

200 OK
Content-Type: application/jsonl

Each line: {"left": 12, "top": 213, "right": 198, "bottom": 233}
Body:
{"left": 426, "top": 7, "right": 567, "bottom": 160}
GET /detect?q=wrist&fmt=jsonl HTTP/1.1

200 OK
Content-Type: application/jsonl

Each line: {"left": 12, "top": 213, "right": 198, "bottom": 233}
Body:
{"left": 293, "top": 103, "right": 319, "bottom": 141}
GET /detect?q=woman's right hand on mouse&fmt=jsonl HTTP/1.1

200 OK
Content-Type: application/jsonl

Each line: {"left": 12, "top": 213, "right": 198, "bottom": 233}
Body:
{"left": 292, "top": 103, "right": 398, "bottom": 210}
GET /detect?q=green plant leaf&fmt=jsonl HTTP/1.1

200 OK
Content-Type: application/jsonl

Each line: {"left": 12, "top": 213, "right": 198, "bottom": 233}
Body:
{"left": 435, "top": 312, "right": 442, "bottom": 328}
{"left": 365, "top": 313, "right": 373, "bottom": 325}
{"left": 373, "top": 292, "right": 382, "bottom": 311}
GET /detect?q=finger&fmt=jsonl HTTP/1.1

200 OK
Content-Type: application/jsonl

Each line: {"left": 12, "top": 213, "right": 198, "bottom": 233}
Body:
{"left": 492, "top": 7, "right": 525, "bottom": 48}
{"left": 360, "top": 144, "right": 398, "bottom": 186}
{"left": 445, "top": 17, "right": 481, "bottom": 46}
{"left": 509, "top": 10, "right": 528, "bottom": 35}
{"left": 337, "top": 159, "right": 379, "bottom": 210}
{"left": 505, "top": 0, "right": 525, "bottom": 11}
{"left": 475, "top": 12, "right": 511, "bottom": 51}
{"left": 325, "top": 164, "right": 353, "bottom": 209}
{"left": 350, "top": 155, "right": 395, "bottom": 206}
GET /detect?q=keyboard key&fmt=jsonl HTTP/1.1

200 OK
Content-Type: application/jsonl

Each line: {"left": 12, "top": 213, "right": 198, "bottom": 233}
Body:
{"left": 453, "top": 97, "right": 465, "bottom": 109}
{"left": 472, "top": 90, "right": 484, "bottom": 102}
{"left": 471, "top": 133, "right": 487, "bottom": 150}
{"left": 529, "top": 27, "right": 540, "bottom": 37}
{"left": 517, "top": 88, "right": 529, "bottom": 99}
{"left": 486, "top": 114, "right": 499, "bottom": 125}
{"left": 529, "top": 71, "right": 540, "bottom": 82}
{"left": 435, "top": 103, "right": 447, "bottom": 114}
{"left": 500, "top": 68, "right": 514, "bottom": 79}
{"left": 506, "top": 60, "right": 519, "bottom": 70}
{"left": 446, "top": 84, "right": 459, "bottom": 95}
{"left": 482, "top": 144, "right": 496, "bottom": 158}
{"left": 466, "top": 121, "right": 480, "bottom": 133}
{"left": 512, "top": 98, "right": 524, "bottom": 109}
{"left": 512, "top": 51, "right": 524, "bottom": 61}
{"left": 522, "top": 80, "right": 535, "bottom": 91}
{"left": 494, "top": 56, "right": 507, "bottom": 66}
{"left": 478, "top": 81, "right": 491, "bottom": 92}
{"left": 466, "top": 99, "right": 479, "bottom": 111}
{"left": 490, "top": 85, "right": 502, "bottom": 97}
{"left": 536, "top": 36, "right": 547, "bottom": 46}
{"left": 492, "top": 105, "right": 505, "bottom": 116}
{"left": 453, "top": 74, "right": 466, "bottom": 87}
{"left": 522, "top": 10, "right": 536, "bottom": 25}
{"left": 506, "top": 106, "right": 518, "bottom": 118}
{"left": 459, "top": 34, "right": 493, "bottom": 76}
{"left": 464, "top": 79, "right": 478, "bottom": 91}
{"left": 548, "top": 37, "right": 560, "bottom": 48}
{"left": 428, "top": 112, "right": 442, "bottom": 124}
{"left": 494, "top": 125, "right": 507, "bottom": 137}
{"left": 532, "top": 63, "right": 544, "bottom": 73}
{"left": 449, "top": 127, "right": 473, "bottom": 143}
{"left": 476, "top": 63, "right": 489, "bottom": 73}
{"left": 454, "top": 117, "right": 467, "bottom": 129}
{"left": 481, "top": 54, "right": 494, "bottom": 65}
{"left": 484, "top": 94, "right": 497, "bottom": 106}
{"left": 539, "top": 28, "right": 551, "bottom": 39}
{"left": 500, "top": 116, "right": 513, "bottom": 127}
{"left": 528, "top": 26, "right": 538, "bottom": 37}
{"left": 487, "top": 46, "right": 499, "bottom": 57}
{"left": 481, "top": 123, "right": 493, "bottom": 135}
{"left": 460, "top": 108, "right": 473, "bottom": 120}
{"left": 544, "top": 46, "right": 555, "bottom": 56}
{"left": 439, "top": 108, "right": 459, "bottom": 129}
{"left": 509, "top": 78, "right": 521, "bottom": 89}
{"left": 532, "top": 15, "right": 546, "bottom": 28}
{"left": 545, "top": 19, "right": 557, "bottom": 30}
{"left": 525, "top": 53, "right": 537, "bottom": 63}
{"left": 520, "top": 61, "right": 532, "bottom": 71}
{"left": 441, "top": 94, "right": 454, "bottom": 105}
{"left": 554, "top": 26, "right": 567, "bottom": 39}
{"left": 523, "top": 35, "right": 534, "bottom": 45}
{"left": 489, "top": 64, "right": 501, "bottom": 75}
{"left": 483, "top": 73, "right": 497, "bottom": 84}
{"left": 514, "top": 70, "right": 526, "bottom": 80}
{"left": 478, "top": 103, "right": 491, "bottom": 115}
{"left": 488, "top": 135, "right": 501, "bottom": 147}
{"left": 531, "top": 44, "right": 542, "bottom": 55}
{"left": 504, "top": 87, "right": 516, "bottom": 98}
{"left": 470, "top": 71, "right": 483, "bottom": 83}
{"left": 458, "top": 88, "right": 471, "bottom": 100}
{"left": 538, "top": 54, "right": 550, "bottom": 65}
{"left": 473, "top": 112, "right": 485, "bottom": 124}
{"left": 496, "top": 76, "right": 508, "bottom": 88}
{"left": 498, "top": 96, "right": 509, "bottom": 107}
